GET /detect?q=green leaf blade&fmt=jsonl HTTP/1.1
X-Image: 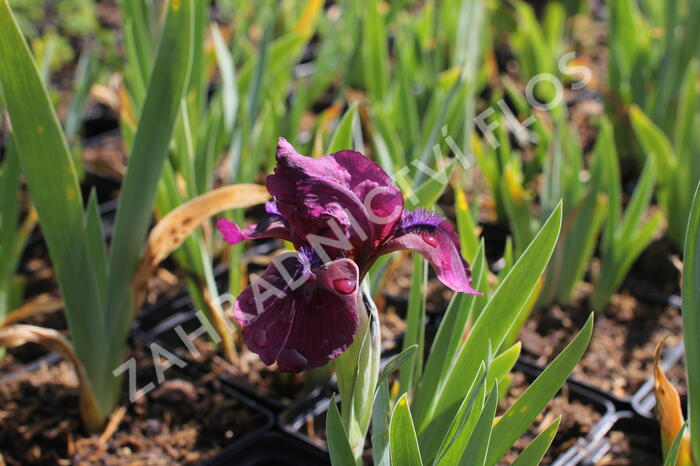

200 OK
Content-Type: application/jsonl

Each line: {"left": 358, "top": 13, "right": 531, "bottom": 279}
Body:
{"left": 511, "top": 417, "right": 561, "bottom": 466}
{"left": 327, "top": 394, "right": 356, "bottom": 466}
{"left": 683, "top": 183, "right": 700, "bottom": 462}
{"left": 458, "top": 383, "right": 499, "bottom": 466}
{"left": 486, "top": 314, "right": 594, "bottom": 464}
{"left": 417, "top": 203, "right": 563, "bottom": 451}
{"left": 390, "top": 394, "right": 423, "bottom": 466}
{"left": 106, "top": 0, "right": 195, "bottom": 351}
{"left": 0, "top": 0, "right": 107, "bottom": 409}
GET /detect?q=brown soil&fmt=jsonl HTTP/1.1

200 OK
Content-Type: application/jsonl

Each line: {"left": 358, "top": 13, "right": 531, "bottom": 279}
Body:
{"left": 497, "top": 372, "right": 602, "bottom": 465}
{"left": 0, "top": 340, "right": 268, "bottom": 465}
{"left": 520, "top": 292, "right": 686, "bottom": 399}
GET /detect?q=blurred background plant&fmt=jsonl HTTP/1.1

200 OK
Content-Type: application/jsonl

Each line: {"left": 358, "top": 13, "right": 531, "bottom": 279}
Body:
{"left": 608, "top": 0, "right": 700, "bottom": 249}
{"left": 9, "top": 0, "right": 100, "bottom": 72}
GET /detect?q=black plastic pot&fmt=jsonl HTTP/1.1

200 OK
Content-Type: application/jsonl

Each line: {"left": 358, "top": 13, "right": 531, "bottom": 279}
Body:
{"left": 552, "top": 410, "right": 636, "bottom": 466}
{"left": 277, "top": 345, "right": 407, "bottom": 456}
{"left": 81, "top": 109, "right": 120, "bottom": 139}
{"left": 203, "top": 430, "right": 330, "bottom": 466}
{"left": 278, "top": 385, "right": 335, "bottom": 454}
{"left": 518, "top": 361, "right": 633, "bottom": 421}
{"left": 555, "top": 410, "right": 661, "bottom": 466}
{"left": 626, "top": 277, "right": 682, "bottom": 309}
{"left": 278, "top": 359, "right": 615, "bottom": 463}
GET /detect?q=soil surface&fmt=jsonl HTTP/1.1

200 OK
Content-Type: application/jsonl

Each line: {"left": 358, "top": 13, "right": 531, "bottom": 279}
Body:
{"left": 0, "top": 340, "right": 268, "bottom": 465}
{"left": 519, "top": 292, "right": 686, "bottom": 399}
{"left": 497, "top": 372, "right": 603, "bottom": 465}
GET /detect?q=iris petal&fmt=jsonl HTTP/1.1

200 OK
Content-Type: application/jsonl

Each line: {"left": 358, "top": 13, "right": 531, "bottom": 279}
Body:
{"left": 216, "top": 213, "right": 291, "bottom": 246}
{"left": 233, "top": 255, "right": 360, "bottom": 372}
{"left": 267, "top": 139, "right": 403, "bottom": 259}
{"left": 379, "top": 210, "right": 482, "bottom": 296}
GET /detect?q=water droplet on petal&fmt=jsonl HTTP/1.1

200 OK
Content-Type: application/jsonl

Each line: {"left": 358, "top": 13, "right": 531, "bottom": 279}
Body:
{"left": 423, "top": 235, "right": 438, "bottom": 247}
{"left": 253, "top": 330, "right": 268, "bottom": 347}
{"left": 333, "top": 278, "right": 356, "bottom": 294}
{"left": 372, "top": 207, "right": 387, "bottom": 218}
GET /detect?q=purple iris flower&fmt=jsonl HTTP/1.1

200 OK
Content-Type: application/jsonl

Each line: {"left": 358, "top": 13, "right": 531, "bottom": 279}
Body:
{"left": 217, "top": 138, "right": 481, "bottom": 372}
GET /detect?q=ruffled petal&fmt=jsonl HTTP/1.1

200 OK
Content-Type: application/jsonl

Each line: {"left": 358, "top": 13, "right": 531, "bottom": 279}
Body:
{"left": 267, "top": 139, "right": 403, "bottom": 260}
{"left": 378, "top": 209, "right": 482, "bottom": 296}
{"left": 233, "top": 254, "right": 361, "bottom": 372}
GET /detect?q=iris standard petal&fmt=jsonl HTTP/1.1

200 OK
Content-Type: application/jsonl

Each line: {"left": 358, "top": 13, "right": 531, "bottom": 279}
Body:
{"left": 267, "top": 138, "right": 403, "bottom": 259}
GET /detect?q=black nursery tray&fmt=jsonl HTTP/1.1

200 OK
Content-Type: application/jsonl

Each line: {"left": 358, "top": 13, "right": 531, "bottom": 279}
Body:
{"left": 203, "top": 430, "right": 330, "bottom": 466}
{"left": 0, "top": 351, "right": 61, "bottom": 385}
{"left": 131, "top": 331, "right": 276, "bottom": 449}
{"left": 277, "top": 385, "right": 336, "bottom": 453}
{"left": 521, "top": 342, "right": 683, "bottom": 466}
{"left": 556, "top": 411, "right": 662, "bottom": 466}
{"left": 276, "top": 358, "right": 615, "bottom": 464}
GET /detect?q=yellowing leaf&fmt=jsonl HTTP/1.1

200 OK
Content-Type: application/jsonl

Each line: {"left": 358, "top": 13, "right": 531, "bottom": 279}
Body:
{"left": 132, "top": 184, "right": 269, "bottom": 310}
{"left": 654, "top": 339, "right": 694, "bottom": 465}
{"left": 0, "top": 325, "right": 103, "bottom": 432}
{"left": 1, "top": 294, "right": 64, "bottom": 328}
{"left": 294, "top": 0, "right": 323, "bottom": 37}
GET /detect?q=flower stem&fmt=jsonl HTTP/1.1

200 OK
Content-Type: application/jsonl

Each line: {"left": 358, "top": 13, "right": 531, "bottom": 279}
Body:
{"left": 334, "top": 282, "right": 381, "bottom": 464}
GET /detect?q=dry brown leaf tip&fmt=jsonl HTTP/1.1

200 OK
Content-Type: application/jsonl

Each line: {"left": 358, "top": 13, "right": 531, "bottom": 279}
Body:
{"left": 653, "top": 336, "right": 693, "bottom": 465}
